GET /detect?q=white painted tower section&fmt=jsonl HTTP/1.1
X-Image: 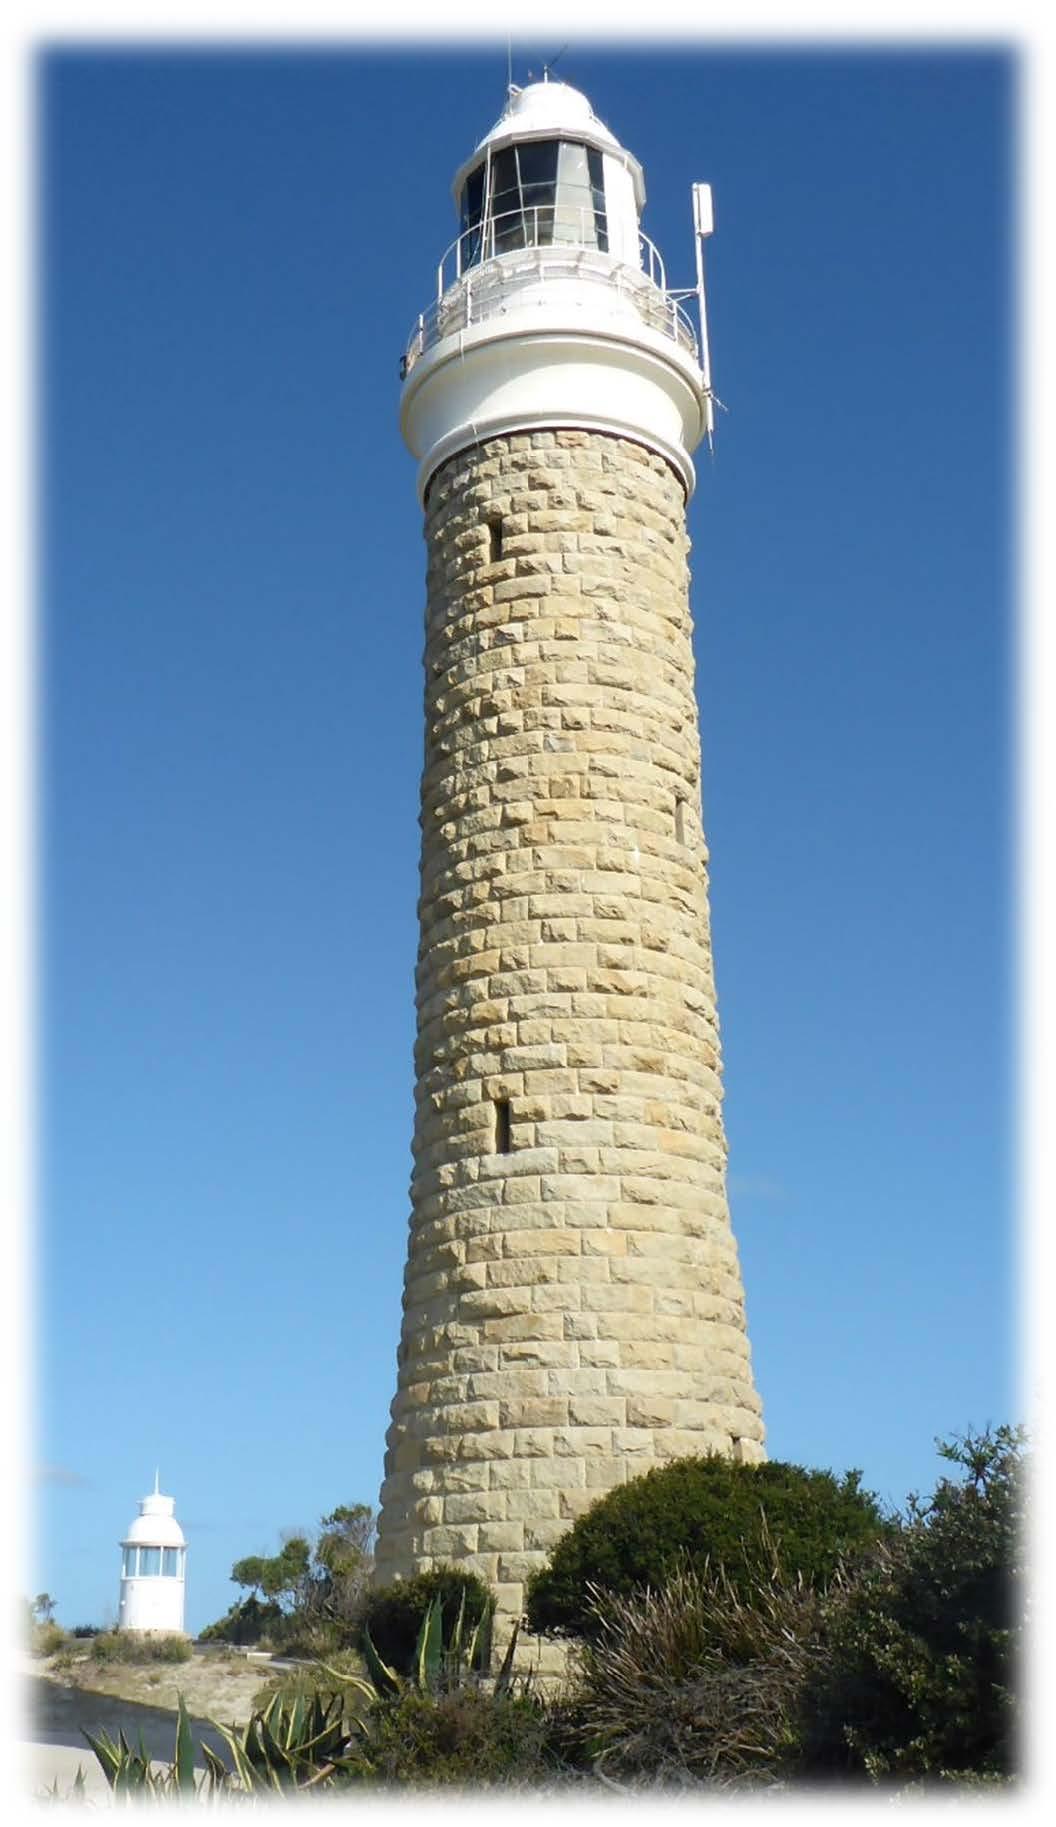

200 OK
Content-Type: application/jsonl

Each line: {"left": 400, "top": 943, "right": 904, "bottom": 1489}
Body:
{"left": 400, "top": 79, "right": 712, "bottom": 501}
{"left": 117, "top": 1474, "right": 187, "bottom": 1634}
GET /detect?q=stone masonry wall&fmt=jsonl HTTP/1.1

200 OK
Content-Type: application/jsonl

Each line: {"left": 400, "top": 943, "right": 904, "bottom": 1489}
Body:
{"left": 374, "top": 428, "right": 765, "bottom": 1633}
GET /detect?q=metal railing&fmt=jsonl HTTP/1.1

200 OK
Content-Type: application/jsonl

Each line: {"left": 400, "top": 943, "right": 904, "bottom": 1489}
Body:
{"left": 436, "top": 206, "right": 668, "bottom": 299}
{"left": 401, "top": 209, "right": 698, "bottom": 378}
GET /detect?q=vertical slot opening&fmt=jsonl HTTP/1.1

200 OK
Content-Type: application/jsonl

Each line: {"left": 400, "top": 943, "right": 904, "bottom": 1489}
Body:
{"left": 675, "top": 796, "right": 688, "bottom": 844}
{"left": 494, "top": 1097, "right": 512, "bottom": 1155}
{"left": 488, "top": 515, "right": 503, "bottom": 563}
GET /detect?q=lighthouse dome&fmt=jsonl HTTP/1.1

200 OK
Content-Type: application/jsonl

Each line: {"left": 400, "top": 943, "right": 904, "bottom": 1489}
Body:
{"left": 122, "top": 1487, "right": 186, "bottom": 1549}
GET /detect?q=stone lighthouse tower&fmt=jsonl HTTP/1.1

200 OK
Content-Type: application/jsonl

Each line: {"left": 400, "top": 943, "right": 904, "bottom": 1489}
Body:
{"left": 374, "top": 77, "right": 764, "bottom": 1628}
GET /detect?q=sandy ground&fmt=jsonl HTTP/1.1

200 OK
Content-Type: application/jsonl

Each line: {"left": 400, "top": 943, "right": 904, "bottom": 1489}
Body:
{"left": 19, "top": 1648, "right": 277, "bottom": 1802}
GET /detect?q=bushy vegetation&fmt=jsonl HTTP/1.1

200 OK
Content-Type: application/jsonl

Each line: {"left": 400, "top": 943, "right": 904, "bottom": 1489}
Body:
{"left": 24, "top": 1592, "right": 67, "bottom": 1657}
{"left": 525, "top": 1453, "right": 889, "bottom": 1638}
{"left": 200, "top": 1503, "right": 375, "bottom": 1655}
{"left": 85, "top": 1591, "right": 567, "bottom": 1797}
{"left": 30, "top": 1621, "right": 68, "bottom": 1657}
{"left": 354, "top": 1687, "right": 559, "bottom": 1786}
{"left": 798, "top": 1427, "right": 1025, "bottom": 1782}
{"left": 565, "top": 1555, "right": 826, "bottom": 1789}
{"left": 559, "top": 1429, "right": 1026, "bottom": 1791}
{"left": 85, "top": 1431, "right": 1023, "bottom": 1798}
{"left": 359, "top": 1564, "right": 494, "bottom": 1675}
{"left": 91, "top": 1631, "right": 193, "bottom": 1665}
{"left": 199, "top": 1594, "right": 285, "bottom": 1647}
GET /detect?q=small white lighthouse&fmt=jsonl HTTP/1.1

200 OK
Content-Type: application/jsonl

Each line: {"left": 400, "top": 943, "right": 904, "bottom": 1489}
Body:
{"left": 117, "top": 1473, "right": 187, "bottom": 1635}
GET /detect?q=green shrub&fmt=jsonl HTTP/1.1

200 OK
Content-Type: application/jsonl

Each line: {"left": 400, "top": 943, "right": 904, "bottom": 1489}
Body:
{"left": 350, "top": 1687, "right": 560, "bottom": 1788}
{"left": 359, "top": 1565, "right": 493, "bottom": 1675}
{"left": 199, "top": 1595, "right": 285, "bottom": 1646}
{"left": 800, "top": 1427, "right": 1025, "bottom": 1783}
{"left": 91, "top": 1631, "right": 192, "bottom": 1664}
{"left": 31, "top": 1621, "right": 68, "bottom": 1657}
{"left": 525, "top": 1454, "right": 888, "bottom": 1638}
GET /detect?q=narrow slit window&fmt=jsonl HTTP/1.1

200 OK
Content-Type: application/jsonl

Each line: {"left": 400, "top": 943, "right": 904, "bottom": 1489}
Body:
{"left": 488, "top": 515, "right": 503, "bottom": 563}
{"left": 494, "top": 1097, "right": 512, "bottom": 1154}
{"left": 675, "top": 797, "right": 688, "bottom": 844}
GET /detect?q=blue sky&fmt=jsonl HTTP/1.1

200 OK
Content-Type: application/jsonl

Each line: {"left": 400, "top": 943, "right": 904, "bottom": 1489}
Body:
{"left": 35, "top": 42, "right": 1013, "bottom": 1635}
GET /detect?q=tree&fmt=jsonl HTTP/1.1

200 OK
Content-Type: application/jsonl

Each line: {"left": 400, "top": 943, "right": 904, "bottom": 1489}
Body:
{"left": 313, "top": 1504, "right": 376, "bottom": 1626}
{"left": 203, "top": 1502, "right": 376, "bottom": 1648}
{"left": 33, "top": 1593, "right": 57, "bottom": 1624}
{"left": 232, "top": 1537, "right": 313, "bottom": 1613}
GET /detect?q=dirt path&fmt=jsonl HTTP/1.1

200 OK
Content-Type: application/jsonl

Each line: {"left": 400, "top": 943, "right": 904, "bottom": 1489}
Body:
{"left": 29, "top": 1646, "right": 271, "bottom": 1725}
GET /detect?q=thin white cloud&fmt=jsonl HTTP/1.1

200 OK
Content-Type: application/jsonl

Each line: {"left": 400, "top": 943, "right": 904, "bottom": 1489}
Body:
{"left": 36, "top": 1463, "right": 90, "bottom": 1489}
{"left": 728, "top": 1174, "right": 787, "bottom": 1201}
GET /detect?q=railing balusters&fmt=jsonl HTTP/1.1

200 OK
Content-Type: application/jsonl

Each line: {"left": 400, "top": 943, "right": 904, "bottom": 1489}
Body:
{"left": 406, "top": 224, "right": 700, "bottom": 374}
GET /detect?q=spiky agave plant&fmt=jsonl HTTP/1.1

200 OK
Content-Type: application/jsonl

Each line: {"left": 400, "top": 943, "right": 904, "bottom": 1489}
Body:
{"left": 83, "top": 1686, "right": 373, "bottom": 1797}
{"left": 82, "top": 1693, "right": 224, "bottom": 1798}
{"left": 205, "top": 1688, "right": 372, "bottom": 1792}
{"left": 81, "top": 1602, "right": 530, "bottom": 1797}
{"left": 325, "top": 1588, "right": 522, "bottom": 1700}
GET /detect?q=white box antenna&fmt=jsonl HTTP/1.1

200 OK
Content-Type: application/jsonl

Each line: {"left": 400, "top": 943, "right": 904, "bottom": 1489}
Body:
{"left": 691, "top": 182, "right": 715, "bottom": 447}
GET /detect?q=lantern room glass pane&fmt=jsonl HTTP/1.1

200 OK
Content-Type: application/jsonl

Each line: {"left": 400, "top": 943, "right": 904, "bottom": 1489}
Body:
{"left": 140, "top": 1546, "right": 161, "bottom": 1576}
{"left": 459, "top": 163, "right": 485, "bottom": 271}
{"left": 517, "top": 140, "right": 558, "bottom": 244}
{"left": 491, "top": 146, "right": 525, "bottom": 253}
{"left": 123, "top": 1547, "right": 138, "bottom": 1578}
{"left": 587, "top": 147, "right": 609, "bottom": 251}
{"left": 554, "top": 141, "right": 605, "bottom": 248}
{"left": 162, "top": 1547, "right": 180, "bottom": 1577}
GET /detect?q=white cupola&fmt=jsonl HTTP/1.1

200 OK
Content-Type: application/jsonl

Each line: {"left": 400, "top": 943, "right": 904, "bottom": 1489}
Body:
{"left": 117, "top": 1472, "right": 187, "bottom": 1635}
{"left": 400, "top": 76, "right": 715, "bottom": 500}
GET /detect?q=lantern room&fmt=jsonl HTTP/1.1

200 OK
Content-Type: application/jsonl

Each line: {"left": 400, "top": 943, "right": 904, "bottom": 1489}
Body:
{"left": 117, "top": 1473, "right": 187, "bottom": 1635}
{"left": 450, "top": 78, "right": 644, "bottom": 271}
{"left": 400, "top": 76, "right": 712, "bottom": 503}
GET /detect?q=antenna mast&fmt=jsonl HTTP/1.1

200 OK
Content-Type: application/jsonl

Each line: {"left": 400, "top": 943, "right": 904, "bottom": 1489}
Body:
{"left": 691, "top": 182, "right": 716, "bottom": 449}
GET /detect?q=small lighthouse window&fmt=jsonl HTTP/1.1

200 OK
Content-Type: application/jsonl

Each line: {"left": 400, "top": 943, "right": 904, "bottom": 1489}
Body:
{"left": 122, "top": 1547, "right": 138, "bottom": 1578}
{"left": 139, "top": 1546, "right": 162, "bottom": 1577}
{"left": 162, "top": 1548, "right": 181, "bottom": 1577}
{"left": 494, "top": 1097, "right": 512, "bottom": 1154}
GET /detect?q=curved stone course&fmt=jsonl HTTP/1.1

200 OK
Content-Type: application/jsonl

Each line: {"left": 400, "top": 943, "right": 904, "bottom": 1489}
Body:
{"left": 374, "top": 427, "right": 764, "bottom": 1629}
